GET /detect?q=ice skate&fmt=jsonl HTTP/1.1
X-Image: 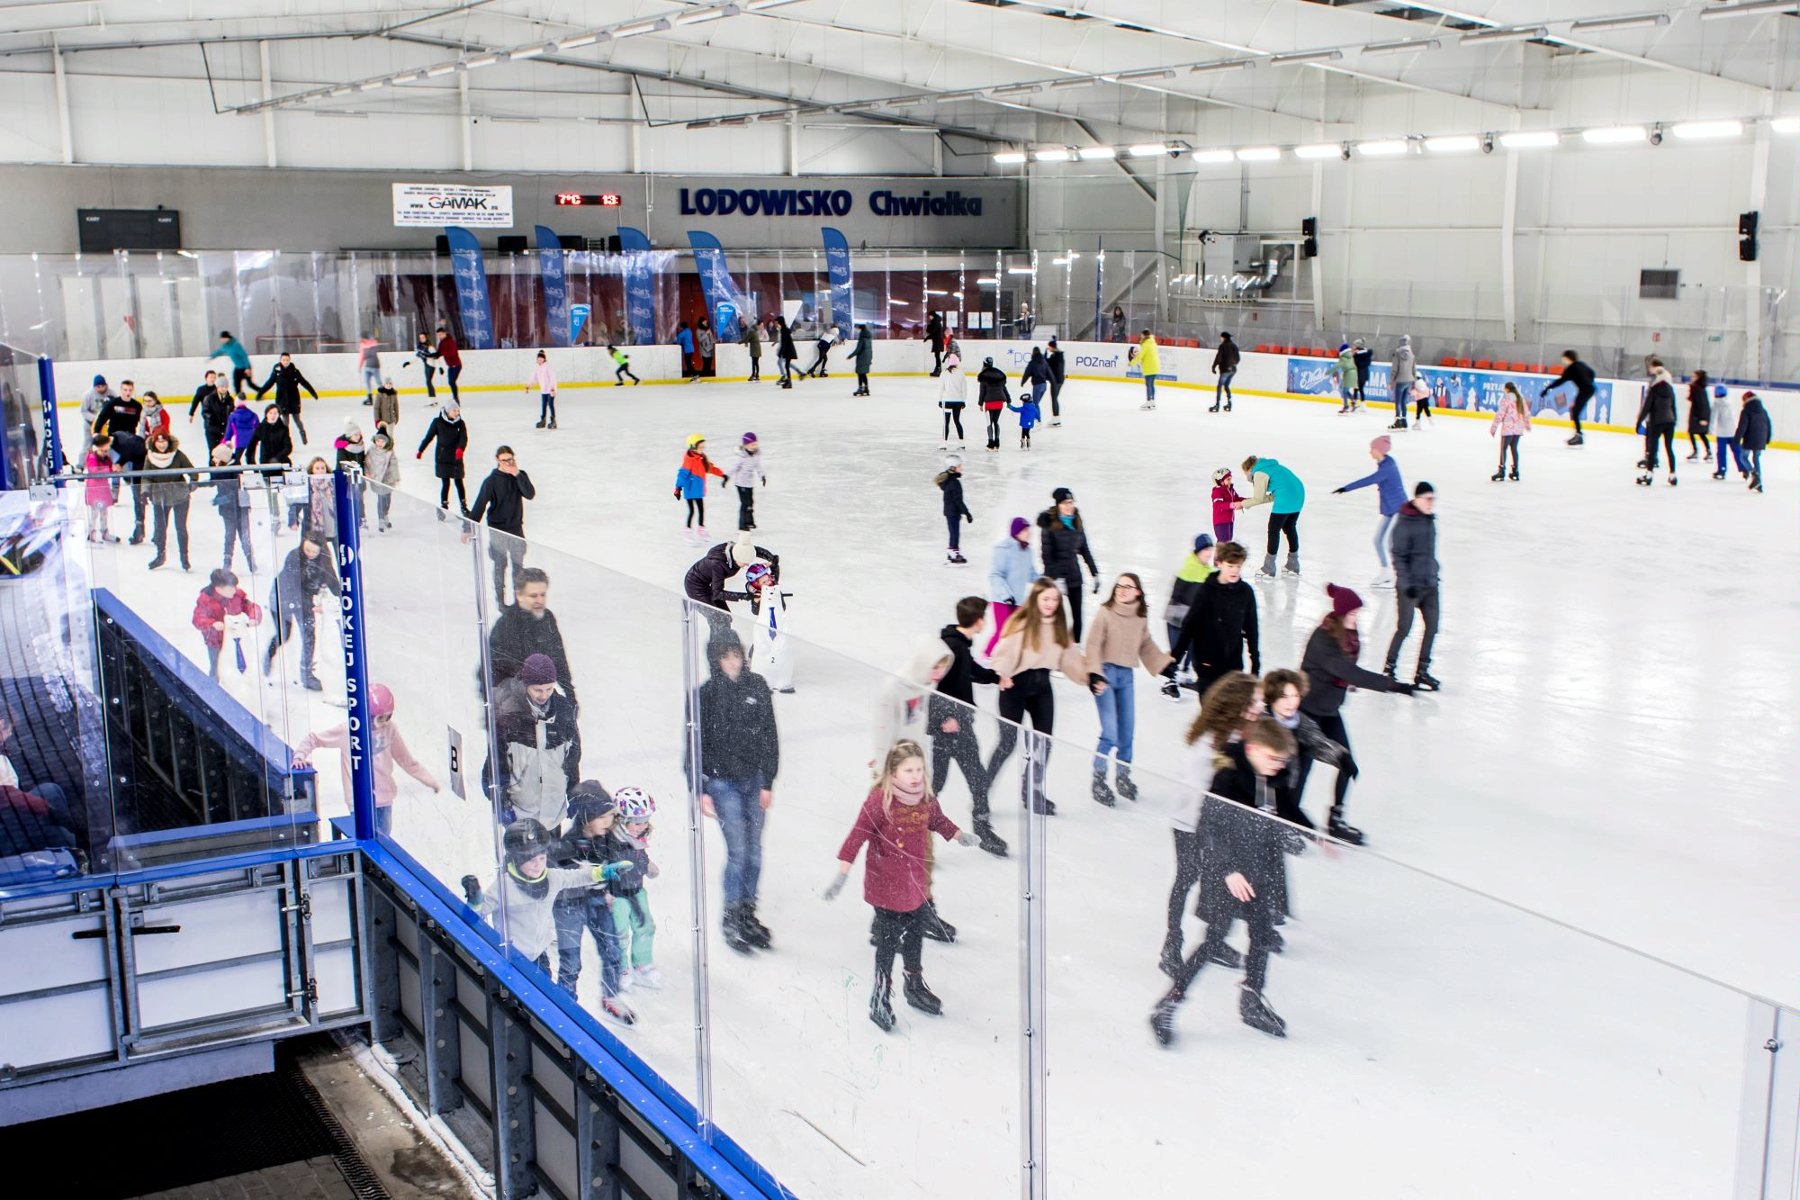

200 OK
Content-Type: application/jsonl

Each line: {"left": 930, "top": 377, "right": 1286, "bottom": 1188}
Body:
{"left": 1635, "top": 473, "right": 1653, "bottom": 486}
{"left": 535, "top": 419, "right": 545, "bottom": 429}
{"left": 1091, "top": 768, "right": 1116, "bottom": 807}
{"left": 602, "top": 995, "right": 636, "bottom": 1026}
{"left": 696, "top": 525, "right": 709, "bottom": 540}
{"left": 1491, "top": 469, "right": 1505, "bottom": 482}
{"left": 379, "top": 519, "right": 391, "bottom": 532}
{"left": 1370, "top": 567, "right": 1393, "bottom": 590}
{"left": 1114, "top": 764, "right": 1139, "bottom": 802}
{"left": 1268, "top": 929, "right": 1286, "bottom": 955}
{"left": 1387, "top": 420, "right": 1407, "bottom": 431}
{"left": 1209, "top": 403, "right": 1221, "bottom": 413}
{"left": 632, "top": 965, "right": 664, "bottom": 990}
{"left": 1224, "top": 402, "right": 1232, "bottom": 412}
{"left": 1666, "top": 474, "right": 1677, "bottom": 487}
{"left": 1567, "top": 434, "right": 1584, "bottom": 445}
{"left": 1750, "top": 473, "right": 1764, "bottom": 493}
{"left": 1509, "top": 469, "right": 1519, "bottom": 482}
{"left": 1712, "top": 469, "right": 1726, "bottom": 480}
{"left": 1327, "top": 817, "right": 1365, "bottom": 846}
{"left": 1415, "top": 669, "right": 1441, "bottom": 692}
{"left": 972, "top": 818, "right": 1008, "bottom": 857}
{"left": 548, "top": 419, "right": 557, "bottom": 430}
{"left": 920, "top": 900, "right": 957, "bottom": 943}
{"left": 740, "top": 901, "right": 772, "bottom": 949}
{"left": 301, "top": 672, "right": 324, "bottom": 692}
{"left": 723, "top": 907, "right": 755, "bottom": 954}
{"left": 947, "top": 550, "right": 968, "bottom": 565}
{"left": 1158, "top": 933, "right": 1183, "bottom": 979}
{"left": 1282, "top": 554, "right": 1301, "bottom": 576}
{"left": 903, "top": 972, "right": 943, "bottom": 1016}
{"left": 1049, "top": 419, "right": 1062, "bottom": 427}
{"left": 1150, "top": 995, "right": 1180, "bottom": 1046}
{"left": 1255, "top": 554, "right": 1279, "bottom": 580}
{"left": 1239, "top": 986, "right": 1287, "bottom": 1038}
{"left": 1160, "top": 679, "right": 1182, "bottom": 703}
{"left": 870, "top": 974, "right": 896, "bottom": 1032}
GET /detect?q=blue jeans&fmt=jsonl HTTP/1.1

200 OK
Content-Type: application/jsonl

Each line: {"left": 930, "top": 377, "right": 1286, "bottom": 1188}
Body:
{"left": 554, "top": 889, "right": 624, "bottom": 999}
{"left": 1093, "top": 663, "right": 1137, "bottom": 769}
{"left": 710, "top": 775, "right": 766, "bottom": 908}
{"left": 1144, "top": 374, "right": 1157, "bottom": 402}
{"left": 1031, "top": 380, "right": 1047, "bottom": 406}
{"left": 1717, "top": 437, "right": 1747, "bottom": 474}
{"left": 1393, "top": 383, "right": 1410, "bottom": 422}
{"left": 1745, "top": 448, "right": 1763, "bottom": 479}
{"left": 1374, "top": 512, "right": 1397, "bottom": 568}
{"left": 1217, "top": 369, "right": 1235, "bottom": 405}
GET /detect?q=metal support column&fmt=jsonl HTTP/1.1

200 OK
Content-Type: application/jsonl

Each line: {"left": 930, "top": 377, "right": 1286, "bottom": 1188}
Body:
{"left": 574, "top": 1068, "right": 623, "bottom": 1200}
{"left": 488, "top": 983, "right": 536, "bottom": 1200}
{"left": 367, "top": 891, "right": 404, "bottom": 1047}
{"left": 1020, "top": 727, "right": 1049, "bottom": 1200}
{"left": 332, "top": 468, "right": 376, "bottom": 841}
{"left": 420, "top": 939, "right": 465, "bottom": 1115}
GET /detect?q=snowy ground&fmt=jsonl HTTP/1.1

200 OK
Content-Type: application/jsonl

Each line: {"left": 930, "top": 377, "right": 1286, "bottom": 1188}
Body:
{"left": 50, "top": 372, "right": 1797, "bottom": 1198}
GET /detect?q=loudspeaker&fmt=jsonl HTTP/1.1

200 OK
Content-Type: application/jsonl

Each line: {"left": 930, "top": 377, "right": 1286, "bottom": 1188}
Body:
{"left": 1301, "top": 216, "right": 1318, "bottom": 259}
{"left": 498, "top": 235, "right": 528, "bottom": 255}
{"left": 1739, "top": 211, "right": 1759, "bottom": 262}
{"left": 434, "top": 234, "right": 450, "bottom": 256}
{"left": 559, "top": 234, "right": 585, "bottom": 250}
{"left": 604, "top": 234, "right": 623, "bottom": 253}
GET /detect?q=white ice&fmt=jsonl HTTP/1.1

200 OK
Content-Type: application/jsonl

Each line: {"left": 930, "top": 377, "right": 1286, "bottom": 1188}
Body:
{"left": 53, "top": 369, "right": 1797, "bottom": 1199}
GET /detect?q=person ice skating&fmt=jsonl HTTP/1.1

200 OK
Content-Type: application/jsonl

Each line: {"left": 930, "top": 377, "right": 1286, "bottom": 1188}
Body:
{"left": 210, "top": 330, "right": 254, "bottom": 394}
{"left": 1211, "top": 332, "right": 1239, "bottom": 412}
{"left": 1685, "top": 370, "right": 1712, "bottom": 461}
{"left": 1084, "top": 574, "right": 1178, "bottom": 805}
{"left": 1263, "top": 669, "right": 1351, "bottom": 832}
{"left": 218, "top": 391, "right": 258, "bottom": 466}
{"left": 1202, "top": 469, "right": 1240, "bottom": 547}
{"left": 1332, "top": 436, "right": 1406, "bottom": 589}
{"left": 143, "top": 432, "right": 197, "bottom": 572}
{"left": 976, "top": 357, "right": 1009, "bottom": 452}
{"left": 824, "top": 739, "right": 982, "bottom": 1032}
{"left": 1388, "top": 334, "right": 1416, "bottom": 430}
{"left": 1150, "top": 718, "right": 1298, "bottom": 1046}
{"left": 293, "top": 457, "right": 338, "bottom": 548}
{"left": 1162, "top": 534, "right": 1215, "bottom": 681}
{"left": 294, "top": 683, "right": 438, "bottom": 835}
{"left": 1045, "top": 337, "right": 1066, "bottom": 425}
{"left": 603, "top": 789, "right": 662, "bottom": 991}
{"left": 265, "top": 531, "right": 339, "bottom": 691}
{"left": 189, "top": 370, "right": 231, "bottom": 452}
{"left": 932, "top": 598, "right": 1005, "bottom": 856}
{"left": 1636, "top": 360, "right": 1680, "bottom": 487}
{"left": 357, "top": 332, "right": 382, "bottom": 406}
{"left": 1137, "top": 329, "right": 1161, "bottom": 410}
{"left": 1169, "top": 541, "right": 1260, "bottom": 699}
{"left": 683, "top": 533, "right": 781, "bottom": 629}
{"left": 937, "top": 347, "right": 967, "bottom": 448}
{"left": 110, "top": 422, "right": 152, "bottom": 546}
{"left": 334, "top": 420, "right": 368, "bottom": 505}
{"left": 207, "top": 444, "right": 258, "bottom": 572}
{"left": 986, "top": 579, "right": 1103, "bottom": 815}
{"left": 1019, "top": 346, "right": 1051, "bottom": 425}
{"left": 1237, "top": 454, "right": 1306, "bottom": 579}
{"left": 468, "top": 446, "right": 536, "bottom": 607}
{"left": 1710, "top": 386, "right": 1746, "bottom": 481}
{"left": 1490, "top": 383, "right": 1531, "bottom": 481}
{"left": 84, "top": 436, "right": 119, "bottom": 543}
{"left": 607, "top": 344, "right": 641, "bottom": 386}
{"left": 697, "top": 317, "right": 717, "bottom": 379}
{"left": 253, "top": 352, "right": 317, "bottom": 446}
{"left": 775, "top": 317, "right": 798, "bottom": 389}
{"left": 79, "top": 375, "right": 109, "bottom": 463}
{"left": 485, "top": 653, "right": 582, "bottom": 827}
{"left": 139, "top": 393, "right": 171, "bottom": 443}
{"left": 519, "top": 350, "right": 559, "bottom": 429}
{"left": 1351, "top": 339, "right": 1373, "bottom": 411}
{"left": 248, "top": 401, "right": 291, "bottom": 471}
{"left": 435, "top": 327, "right": 463, "bottom": 404}
{"left": 1385, "top": 482, "right": 1442, "bottom": 692}
{"left": 192, "top": 568, "right": 263, "bottom": 682}
{"left": 694, "top": 632, "right": 781, "bottom": 953}
{"left": 1334, "top": 344, "right": 1357, "bottom": 413}
{"left": 926, "top": 311, "right": 946, "bottom": 376}
{"left": 485, "top": 568, "right": 578, "bottom": 706}
{"left": 1734, "top": 390, "right": 1771, "bottom": 493}
{"left": 1544, "top": 350, "right": 1597, "bottom": 445}
{"left": 1037, "top": 487, "right": 1101, "bottom": 639}
{"left": 364, "top": 430, "right": 400, "bottom": 533}
{"left": 549, "top": 784, "right": 635, "bottom": 1022}
{"left": 408, "top": 331, "right": 439, "bottom": 400}
{"left": 730, "top": 433, "right": 766, "bottom": 532}
{"left": 372, "top": 376, "right": 399, "bottom": 437}
{"left": 800, "top": 327, "right": 834, "bottom": 379}
{"left": 985, "top": 517, "right": 1034, "bottom": 657}
{"left": 936, "top": 455, "right": 973, "bottom": 565}
{"left": 744, "top": 320, "right": 763, "bottom": 382}
{"left": 1411, "top": 378, "right": 1434, "bottom": 429}
{"left": 1159, "top": 671, "right": 1262, "bottom": 977}
{"left": 851, "top": 324, "right": 874, "bottom": 396}
{"left": 416, "top": 402, "right": 469, "bottom": 515}
{"left": 1299, "top": 584, "right": 1414, "bottom": 845}
{"left": 461, "top": 818, "right": 632, "bottom": 977}
{"left": 873, "top": 639, "right": 955, "bottom": 783}
{"left": 92, "top": 379, "right": 144, "bottom": 439}
{"left": 674, "top": 434, "right": 728, "bottom": 542}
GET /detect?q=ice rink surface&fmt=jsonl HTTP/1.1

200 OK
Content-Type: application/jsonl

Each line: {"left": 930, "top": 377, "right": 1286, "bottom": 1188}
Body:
{"left": 57, "top": 370, "right": 1797, "bottom": 1198}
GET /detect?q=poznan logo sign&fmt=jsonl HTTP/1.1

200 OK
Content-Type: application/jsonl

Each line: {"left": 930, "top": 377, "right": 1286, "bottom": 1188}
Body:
{"left": 393, "top": 183, "right": 515, "bottom": 228}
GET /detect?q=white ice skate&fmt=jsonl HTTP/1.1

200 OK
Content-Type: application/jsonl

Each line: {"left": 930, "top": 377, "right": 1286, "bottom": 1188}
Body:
{"left": 1370, "top": 568, "right": 1395, "bottom": 590}
{"left": 632, "top": 965, "right": 664, "bottom": 990}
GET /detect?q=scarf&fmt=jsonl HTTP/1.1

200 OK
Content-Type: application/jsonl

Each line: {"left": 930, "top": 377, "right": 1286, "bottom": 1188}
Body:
{"left": 889, "top": 776, "right": 927, "bottom": 806}
{"left": 146, "top": 448, "right": 176, "bottom": 470}
{"left": 506, "top": 862, "right": 551, "bottom": 900}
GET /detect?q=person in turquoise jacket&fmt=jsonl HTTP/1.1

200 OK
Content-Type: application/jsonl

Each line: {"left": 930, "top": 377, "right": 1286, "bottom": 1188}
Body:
{"left": 1332, "top": 434, "right": 1406, "bottom": 588}
{"left": 1237, "top": 454, "right": 1306, "bottom": 579}
{"left": 209, "top": 330, "right": 254, "bottom": 394}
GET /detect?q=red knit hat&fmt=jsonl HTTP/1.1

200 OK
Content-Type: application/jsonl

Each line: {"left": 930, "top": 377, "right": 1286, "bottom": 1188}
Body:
{"left": 1326, "top": 583, "right": 1363, "bottom": 619}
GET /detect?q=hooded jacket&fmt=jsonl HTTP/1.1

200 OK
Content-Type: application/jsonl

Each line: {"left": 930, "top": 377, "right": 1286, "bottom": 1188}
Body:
{"left": 682, "top": 541, "right": 779, "bottom": 609}
{"left": 1391, "top": 336, "right": 1416, "bottom": 385}
{"left": 872, "top": 637, "right": 954, "bottom": 764}
{"left": 212, "top": 337, "right": 252, "bottom": 372}
{"left": 776, "top": 324, "right": 797, "bottom": 360}
{"left": 1240, "top": 456, "right": 1306, "bottom": 515}
{"left": 1736, "top": 397, "right": 1772, "bottom": 451}
{"left": 1046, "top": 345, "right": 1066, "bottom": 385}
{"left": 365, "top": 440, "right": 401, "bottom": 487}
{"left": 1637, "top": 371, "right": 1678, "bottom": 428}
{"left": 988, "top": 533, "right": 1035, "bottom": 604}
{"left": 1037, "top": 508, "right": 1098, "bottom": 581}
{"left": 1171, "top": 571, "right": 1260, "bottom": 676}
{"left": 1390, "top": 500, "right": 1439, "bottom": 594}
{"left": 1685, "top": 381, "right": 1711, "bottom": 434}
{"left": 932, "top": 624, "right": 998, "bottom": 712}
{"left": 435, "top": 332, "right": 462, "bottom": 369}
{"left": 255, "top": 362, "right": 317, "bottom": 413}
{"left": 1020, "top": 352, "right": 1051, "bottom": 386}
{"left": 1164, "top": 553, "right": 1215, "bottom": 630}
{"left": 925, "top": 313, "right": 945, "bottom": 351}
{"left": 191, "top": 383, "right": 233, "bottom": 430}
{"left": 853, "top": 328, "right": 874, "bottom": 373}
{"left": 1137, "top": 336, "right": 1161, "bottom": 377}
{"left": 192, "top": 585, "right": 263, "bottom": 650}
{"left": 418, "top": 412, "right": 468, "bottom": 477}
{"left": 470, "top": 468, "right": 536, "bottom": 537}
{"left": 976, "top": 363, "right": 1009, "bottom": 409}
{"left": 1490, "top": 398, "right": 1532, "bottom": 437}
{"left": 728, "top": 448, "right": 765, "bottom": 490}
{"left": 936, "top": 470, "right": 971, "bottom": 520}
{"left": 249, "top": 413, "right": 293, "bottom": 465}
{"left": 674, "top": 448, "right": 725, "bottom": 500}
{"left": 1213, "top": 339, "right": 1240, "bottom": 374}
{"left": 694, "top": 638, "right": 780, "bottom": 786}
{"left": 484, "top": 677, "right": 582, "bottom": 827}
{"left": 1339, "top": 454, "right": 1406, "bottom": 516}
{"left": 225, "top": 405, "right": 261, "bottom": 450}
{"left": 1711, "top": 391, "right": 1738, "bottom": 437}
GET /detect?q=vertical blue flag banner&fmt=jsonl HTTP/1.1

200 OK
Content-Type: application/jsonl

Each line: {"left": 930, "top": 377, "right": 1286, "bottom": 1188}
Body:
{"left": 617, "top": 226, "right": 655, "bottom": 346}
{"left": 534, "top": 225, "right": 571, "bottom": 348}
{"left": 443, "top": 226, "right": 495, "bottom": 350}
{"left": 686, "top": 231, "right": 743, "bottom": 340}
{"left": 821, "top": 226, "right": 854, "bottom": 339}
{"left": 569, "top": 303, "right": 591, "bottom": 345}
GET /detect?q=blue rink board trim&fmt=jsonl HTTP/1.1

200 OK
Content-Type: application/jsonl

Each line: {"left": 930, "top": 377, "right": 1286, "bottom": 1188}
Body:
{"left": 353, "top": 820, "right": 796, "bottom": 1200}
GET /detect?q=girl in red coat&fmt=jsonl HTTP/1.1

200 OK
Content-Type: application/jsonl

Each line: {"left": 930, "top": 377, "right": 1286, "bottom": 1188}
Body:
{"left": 1210, "top": 467, "right": 1242, "bottom": 544}
{"left": 825, "top": 738, "right": 980, "bottom": 1032}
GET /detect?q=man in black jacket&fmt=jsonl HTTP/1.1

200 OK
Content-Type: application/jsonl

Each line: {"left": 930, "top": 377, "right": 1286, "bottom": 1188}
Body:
{"left": 254, "top": 352, "right": 318, "bottom": 444}
{"left": 1384, "top": 482, "right": 1440, "bottom": 692}
{"left": 1037, "top": 487, "right": 1100, "bottom": 638}
{"left": 1210, "top": 332, "right": 1240, "bottom": 413}
{"left": 188, "top": 370, "right": 232, "bottom": 453}
{"left": 930, "top": 598, "right": 1005, "bottom": 856}
{"left": 1045, "top": 338, "right": 1066, "bottom": 425}
{"left": 692, "top": 632, "right": 781, "bottom": 953}
{"left": 1352, "top": 339, "right": 1374, "bottom": 409}
{"left": 467, "top": 445, "right": 536, "bottom": 608}
{"left": 1151, "top": 721, "right": 1297, "bottom": 1045}
{"left": 1542, "top": 349, "right": 1597, "bottom": 445}
{"left": 1170, "top": 542, "right": 1260, "bottom": 696}
{"left": 485, "top": 567, "right": 577, "bottom": 708}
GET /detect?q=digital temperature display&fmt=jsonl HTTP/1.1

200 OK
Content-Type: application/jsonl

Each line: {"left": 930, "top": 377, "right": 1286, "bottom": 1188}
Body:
{"left": 554, "top": 192, "right": 622, "bottom": 207}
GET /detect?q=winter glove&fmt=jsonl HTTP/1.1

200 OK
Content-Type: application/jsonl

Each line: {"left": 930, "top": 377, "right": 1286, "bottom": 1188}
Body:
{"left": 598, "top": 861, "right": 636, "bottom": 883}
{"left": 964, "top": 512, "right": 973, "bottom": 524}
{"left": 673, "top": 489, "right": 681, "bottom": 499}
{"left": 416, "top": 451, "right": 424, "bottom": 459}
{"left": 460, "top": 874, "right": 482, "bottom": 906}
{"left": 1087, "top": 673, "right": 1106, "bottom": 694}
{"left": 1159, "top": 663, "right": 1178, "bottom": 679}
{"left": 956, "top": 831, "right": 979, "bottom": 848}
{"left": 454, "top": 448, "right": 464, "bottom": 460}
{"left": 822, "top": 873, "right": 847, "bottom": 901}
{"left": 1392, "top": 681, "right": 1417, "bottom": 696}
{"left": 1090, "top": 577, "right": 1101, "bottom": 595}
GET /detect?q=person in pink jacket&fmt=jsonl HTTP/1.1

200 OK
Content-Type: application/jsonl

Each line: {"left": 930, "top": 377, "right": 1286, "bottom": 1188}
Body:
{"left": 1489, "top": 381, "right": 1532, "bottom": 482}
{"left": 525, "top": 350, "right": 559, "bottom": 430}
{"left": 292, "top": 683, "right": 438, "bottom": 834}
{"left": 85, "top": 436, "right": 120, "bottom": 543}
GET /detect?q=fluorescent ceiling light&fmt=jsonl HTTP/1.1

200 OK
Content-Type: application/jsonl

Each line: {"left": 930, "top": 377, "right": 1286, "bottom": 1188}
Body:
{"left": 1189, "top": 149, "right": 1236, "bottom": 164}
{"left": 1236, "top": 146, "right": 1281, "bottom": 161}
{"left": 924, "top": 289, "right": 948, "bottom": 295}
{"left": 888, "top": 299, "right": 910, "bottom": 305}
{"left": 1499, "top": 130, "right": 1560, "bottom": 148}
{"left": 1191, "top": 57, "right": 1256, "bottom": 72}
{"left": 510, "top": 44, "right": 548, "bottom": 59}
{"left": 1294, "top": 142, "right": 1341, "bottom": 159}
{"left": 1118, "top": 67, "right": 1177, "bottom": 81}
{"left": 1570, "top": 12, "right": 1670, "bottom": 31}
{"left": 389, "top": 71, "right": 421, "bottom": 84}
{"left": 991, "top": 82, "right": 1043, "bottom": 96}
{"left": 676, "top": 5, "right": 737, "bottom": 24}
{"left": 465, "top": 55, "right": 498, "bottom": 69}
{"left": 1034, "top": 148, "right": 1074, "bottom": 162}
{"left": 1671, "top": 119, "right": 1743, "bottom": 140}
{"left": 1363, "top": 38, "right": 1440, "bottom": 54}
{"left": 614, "top": 17, "right": 672, "bottom": 35}
{"left": 993, "top": 151, "right": 1028, "bottom": 164}
{"left": 1007, "top": 267, "right": 1035, "bottom": 275}
{"left": 1269, "top": 49, "right": 1343, "bottom": 65}
{"left": 976, "top": 277, "right": 999, "bottom": 285}
{"left": 1076, "top": 145, "right": 1117, "bottom": 160}
{"left": 328, "top": 86, "right": 354, "bottom": 97}
{"left": 557, "top": 34, "right": 600, "bottom": 50}
{"left": 1773, "top": 116, "right": 1800, "bottom": 133}
{"left": 1697, "top": 0, "right": 1797, "bottom": 18}
{"left": 357, "top": 79, "right": 385, "bottom": 91}
{"left": 1356, "top": 139, "right": 1409, "bottom": 156}
{"left": 1424, "top": 135, "right": 1481, "bottom": 153}
{"left": 1127, "top": 143, "right": 1169, "bottom": 157}
{"left": 1050, "top": 77, "right": 1096, "bottom": 89}
{"left": 426, "top": 63, "right": 459, "bottom": 77}
{"left": 1461, "top": 25, "right": 1547, "bottom": 43}
{"left": 1581, "top": 125, "right": 1646, "bottom": 144}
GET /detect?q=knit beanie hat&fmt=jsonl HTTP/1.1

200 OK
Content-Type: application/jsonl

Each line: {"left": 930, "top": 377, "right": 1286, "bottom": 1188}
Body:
{"left": 1052, "top": 486, "right": 1075, "bottom": 504}
{"left": 944, "top": 454, "right": 962, "bottom": 469}
{"left": 731, "top": 533, "right": 757, "bottom": 567}
{"left": 92, "top": 374, "right": 106, "bottom": 386}
{"left": 518, "top": 653, "right": 558, "bottom": 686}
{"left": 741, "top": 432, "right": 758, "bottom": 445}
{"left": 1009, "top": 517, "right": 1030, "bottom": 539}
{"left": 1326, "top": 583, "right": 1363, "bottom": 620}
{"left": 1370, "top": 435, "right": 1391, "bottom": 454}
{"left": 1414, "top": 480, "right": 1435, "bottom": 496}
{"left": 1193, "top": 533, "right": 1215, "bottom": 553}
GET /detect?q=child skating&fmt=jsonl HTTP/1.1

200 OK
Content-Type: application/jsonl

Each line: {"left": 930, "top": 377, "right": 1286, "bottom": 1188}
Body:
{"left": 551, "top": 784, "right": 637, "bottom": 1024}
{"left": 936, "top": 455, "right": 972, "bottom": 565}
{"left": 1210, "top": 468, "right": 1241, "bottom": 544}
{"left": 729, "top": 433, "right": 766, "bottom": 531}
{"left": 604, "top": 788, "right": 662, "bottom": 990}
{"left": 526, "top": 350, "right": 559, "bottom": 429}
{"left": 192, "top": 568, "right": 263, "bottom": 682}
{"left": 1489, "top": 382, "right": 1531, "bottom": 481}
{"left": 824, "top": 738, "right": 982, "bottom": 1032}
{"left": 293, "top": 683, "right": 438, "bottom": 835}
{"left": 84, "top": 435, "right": 119, "bottom": 542}
{"left": 463, "top": 818, "right": 635, "bottom": 976}
{"left": 674, "top": 434, "right": 727, "bottom": 543}
{"left": 608, "top": 344, "right": 641, "bottom": 386}
{"left": 1007, "top": 389, "right": 1041, "bottom": 450}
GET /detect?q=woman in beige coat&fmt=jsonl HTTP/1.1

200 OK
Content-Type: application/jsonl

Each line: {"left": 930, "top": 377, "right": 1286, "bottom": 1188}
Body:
{"left": 985, "top": 578, "right": 1101, "bottom": 815}
{"left": 1083, "top": 573, "right": 1179, "bottom": 804}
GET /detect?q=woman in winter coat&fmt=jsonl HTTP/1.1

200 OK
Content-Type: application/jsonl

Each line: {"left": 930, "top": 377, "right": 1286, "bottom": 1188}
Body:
{"left": 249, "top": 402, "right": 293, "bottom": 470}
{"left": 1635, "top": 361, "right": 1680, "bottom": 485}
{"left": 775, "top": 317, "right": 798, "bottom": 389}
{"left": 1297, "top": 584, "right": 1413, "bottom": 845}
{"left": 140, "top": 393, "right": 172, "bottom": 442}
{"left": 364, "top": 430, "right": 401, "bottom": 532}
{"left": 985, "top": 517, "right": 1035, "bottom": 656}
{"left": 1685, "top": 370, "right": 1712, "bottom": 461}
{"left": 1332, "top": 435, "right": 1406, "bottom": 588}
{"left": 937, "top": 346, "right": 966, "bottom": 448}
{"left": 373, "top": 377, "right": 400, "bottom": 435}
{"left": 976, "top": 358, "right": 1009, "bottom": 452}
{"left": 744, "top": 320, "right": 762, "bottom": 382}
{"left": 143, "top": 431, "right": 197, "bottom": 571}
{"left": 416, "top": 402, "right": 469, "bottom": 514}
{"left": 1037, "top": 487, "right": 1100, "bottom": 639}
{"left": 1019, "top": 347, "right": 1051, "bottom": 413}
{"left": 696, "top": 318, "right": 717, "bottom": 379}
{"left": 1489, "top": 382, "right": 1531, "bottom": 482}
{"left": 1734, "top": 391, "right": 1771, "bottom": 493}
{"left": 985, "top": 578, "right": 1102, "bottom": 815}
{"left": 1084, "top": 574, "right": 1178, "bottom": 805}
{"left": 851, "top": 324, "right": 874, "bottom": 397}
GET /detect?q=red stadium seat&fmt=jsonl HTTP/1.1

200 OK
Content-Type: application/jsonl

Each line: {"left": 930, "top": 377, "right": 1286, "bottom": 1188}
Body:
{"left": 1455, "top": 358, "right": 1473, "bottom": 368}
{"left": 1440, "top": 356, "right": 1457, "bottom": 366}
{"left": 1474, "top": 359, "right": 1493, "bottom": 369}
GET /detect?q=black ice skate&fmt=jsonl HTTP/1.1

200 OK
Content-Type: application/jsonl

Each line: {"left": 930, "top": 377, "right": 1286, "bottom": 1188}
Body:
{"left": 947, "top": 550, "right": 968, "bottom": 565}
{"left": 1327, "top": 818, "right": 1366, "bottom": 846}
{"left": 1159, "top": 933, "right": 1183, "bottom": 978}
{"left": 1567, "top": 434, "right": 1584, "bottom": 445}
{"left": 1491, "top": 469, "right": 1505, "bottom": 482}
{"left": 1114, "top": 764, "right": 1139, "bottom": 802}
{"left": 972, "top": 818, "right": 1009, "bottom": 857}
{"left": 1667, "top": 474, "right": 1678, "bottom": 487}
{"left": 1713, "top": 469, "right": 1727, "bottom": 480}
{"left": 1415, "top": 670, "right": 1441, "bottom": 692}
{"left": 1091, "top": 769, "right": 1117, "bottom": 807}
{"left": 870, "top": 974, "right": 896, "bottom": 1032}
{"left": 740, "top": 901, "right": 772, "bottom": 949}
{"left": 1239, "top": 986, "right": 1287, "bottom": 1038}
{"left": 722, "top": 907, "right": 754, "bottom": 955}
{"left": 1150, "top": 995, "right": 1180, "bottom": 1046}
{"left": 1509, "top": 469, "right": 1519, "bottom": 482}
{"left": 1635, "top": 473, "right": 1653, "bottom": 486}
{"left": 1387, "top": 420, "right": 1407, "bottom": 431}
{"left": 903, "top": 972, "right": 944, "bottom": 1016}
{"left": 920, "top": 900, "right": 957, "bottom": 943}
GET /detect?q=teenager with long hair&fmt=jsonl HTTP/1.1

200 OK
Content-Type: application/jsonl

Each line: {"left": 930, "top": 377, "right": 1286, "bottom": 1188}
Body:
{"left": 985, "top": 578, "right": 1102, "bottom": 815}
{"left": 1083, "top": 573, "right": 1178, "bottom": 805}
